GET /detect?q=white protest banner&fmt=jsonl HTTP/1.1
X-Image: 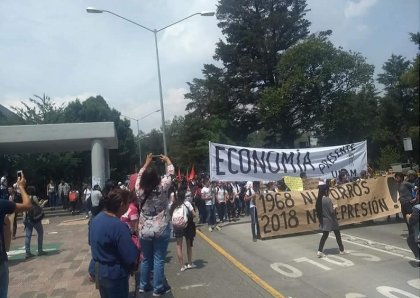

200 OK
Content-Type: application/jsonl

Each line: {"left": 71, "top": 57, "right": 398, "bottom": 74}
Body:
{"left": 209, "top": 141, "right": 367, "bottom": 181}
{"left": 256, "top": 176, "right": 400, "bottom": 238}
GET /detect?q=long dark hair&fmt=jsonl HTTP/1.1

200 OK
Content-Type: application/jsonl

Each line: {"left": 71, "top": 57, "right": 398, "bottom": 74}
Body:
{"left": 169, "top": 177, "right": 188, "bottom": 216}
{"left": 316, "top": 184, "right": 329, "bottom": 225}
{"left": 140, "top": 167, "right": 161, "bottom": 199}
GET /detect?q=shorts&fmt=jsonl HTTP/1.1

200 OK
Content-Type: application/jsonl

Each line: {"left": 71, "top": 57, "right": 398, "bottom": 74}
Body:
{"left": 173, "top": 227, "right": 186, "bottom": 238}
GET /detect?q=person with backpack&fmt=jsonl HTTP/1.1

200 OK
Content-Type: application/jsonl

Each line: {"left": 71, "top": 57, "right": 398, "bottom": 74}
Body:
{"left": 135, "top": 153, "right": 174, "bottom": 296}
{"left": 170, "top": 179, "right": 196, "bottom": 272}
{"left": 24, "top": 186, "right": 47, "bottom": 259}
{"left": 405, "top": 204, "right": 420, "bottom": 264}
{"left": 68, "top": 186, "right": 79, "bottom": 215}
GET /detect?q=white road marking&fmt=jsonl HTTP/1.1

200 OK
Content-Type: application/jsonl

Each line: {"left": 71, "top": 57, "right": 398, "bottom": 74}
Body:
{"left": 345, "top": 293, "right": 367, "bottom": 298}
{"left": 407, "top": 279, "right": 420, "bottom": 290}
{"left": 376, "top": 286, "right": 418, "bottom": 298}
{"left": 321, "top": 233, "right": 417, "bottom": 261}
{"left": 340, "top": 233, "right": 412, "bottom": 253}
{"left": 180, "top": 283, "right": 209, "bottom": 290}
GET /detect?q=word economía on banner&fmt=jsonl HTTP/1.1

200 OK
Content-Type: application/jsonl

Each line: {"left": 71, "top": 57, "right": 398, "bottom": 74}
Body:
{"left": 255, "top": 177, "right": 400, "bottom": 239}
{"left": 209, "top": 141, "right": 367, "bottom": 181}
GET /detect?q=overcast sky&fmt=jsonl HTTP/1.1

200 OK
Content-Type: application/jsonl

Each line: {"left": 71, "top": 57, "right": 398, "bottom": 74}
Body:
{"left": 0, "top": 0, "right": 419, "bottom": 133}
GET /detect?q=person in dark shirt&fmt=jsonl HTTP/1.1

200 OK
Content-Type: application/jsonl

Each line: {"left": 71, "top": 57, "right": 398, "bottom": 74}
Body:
{"left": 0, "top": 172, "right": 32, "bottom": 298}
{"left": 88, "top": 188, "right": 139, "bottom": 298}
{"left": 406, "top": 204, "right": 420, "bottom": 263}
{"left": 395, "top": 172, "right": 415, "bottom": 229}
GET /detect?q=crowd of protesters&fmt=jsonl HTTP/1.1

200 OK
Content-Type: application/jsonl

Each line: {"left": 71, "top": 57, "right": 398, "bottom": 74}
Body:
{"left": 1, "top": 160, "right": 419, "bottom": 297}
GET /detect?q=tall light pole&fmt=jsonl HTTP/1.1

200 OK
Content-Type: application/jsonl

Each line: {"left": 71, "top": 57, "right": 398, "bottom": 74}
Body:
{"left": 122, "top": 109, "right": 160, "bottom": 165}
{"left": 87, "top": 7, "right": 215, "bottom": 156}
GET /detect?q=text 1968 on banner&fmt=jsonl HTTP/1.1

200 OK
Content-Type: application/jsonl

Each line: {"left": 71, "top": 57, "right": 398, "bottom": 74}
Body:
{"left": 209, "top": 141, "right": 367, "bottom": 181}
{"left": 255, "top": 176, "right": 400, "bottom": 239}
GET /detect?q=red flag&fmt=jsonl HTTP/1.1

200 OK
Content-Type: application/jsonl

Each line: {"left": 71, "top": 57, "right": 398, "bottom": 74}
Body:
{"left": 177, "top": 167, "right": 181, "bottom": 180}
{"left": 188, "top": 165, "right": 195, "bottom": 181}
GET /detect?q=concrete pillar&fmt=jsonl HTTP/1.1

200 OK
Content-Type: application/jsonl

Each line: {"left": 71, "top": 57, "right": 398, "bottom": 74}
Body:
{"left": 105, "top": 149, "right": 110, "bottom": 180}
{"left": 91, "top": 139, "right": 105, "bottom": 189}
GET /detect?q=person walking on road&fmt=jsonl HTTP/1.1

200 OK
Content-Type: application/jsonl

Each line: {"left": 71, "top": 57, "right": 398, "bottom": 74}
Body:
{"left": 0, "top": 172, "right": 32, "bottom": 298}
{"left": 245, "top": 181, "right": 260, "bottom": 242}
{"left": 88, "top": 188, "right": 139, "bottom": 298}
{"left": 395, "top": 172, "right": 415, "bottom": 229}
{"left": 170, "top": 179, "right": 196, "bottom": 272}
{"left": 405, "top": 204, "right": 420, "bottom": 263}
{"left": 316, "top": 184, "right": 347, "bottom": 257}
{"left": 135, "top": 153, "right": 174, "bottom": 296}
{"left": 201, "top": 180, "right": 220, "bottom": 232}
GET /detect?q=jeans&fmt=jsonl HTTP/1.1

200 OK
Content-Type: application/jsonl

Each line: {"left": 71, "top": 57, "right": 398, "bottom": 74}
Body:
{"left": 197, "top": 201, "right": 207, "bottom": 224}
{"left": 48, "top": 193, "right": 56, "bottom": 208}
{"left": 216, "top": 202, "right": 226, "bottom": 222}
{"left": 139, "top": 224, "right": 170, "bottom": 293}
{"left": 407, "top": 231, "right": 420, "bottom": 260}
{"left": 0, "top": 261, "right": 8, "bottom": 298}
{"left": 318, "top": 230, "right": 344, "bottom": 252}
{"left": 206, "top": 205, "right": 216, "bottom": 226}
{"left": 25, "top": 220, "right": 44, "bottom": 254}
{"left": 99, "top": 277, "right": 129, "bottom": 298}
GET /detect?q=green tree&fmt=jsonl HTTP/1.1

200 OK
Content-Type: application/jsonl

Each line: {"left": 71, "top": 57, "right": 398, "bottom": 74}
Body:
{"left": 11, "top": 94, "right": 64, "bottom": 124}
{"left": 376, "top": 49, "right": 419, "bottom": 161}
{"left": 184, "top": 0, "right": 312, "bottom": 159}
{"left": 259, "top": 36, "right": 375, "bottom": 147}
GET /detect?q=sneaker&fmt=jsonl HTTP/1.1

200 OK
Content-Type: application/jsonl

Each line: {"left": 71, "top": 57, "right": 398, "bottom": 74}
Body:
{"left": 252, "top": 237, "right": 257, "bottom": 242}
{"left": 153, "top": 286, "right": 171, "bottom": 296}
{"left": 25, "top": 252, "right": 35, "bottom": 259}
{"left": 215, "top": 225, "right": 222, "bottom": 231}
{"left": 38, "top": 250, "right": 48, "bottom": 256}
{"left": 209, "top": 227, "right": 213, "bottom": 232}
{"left": 187, "top": 263, "right": 196, "bottom": 269}
{"left": 139, "top": 286, "right": 152, "bottom": 293}
{"left": 317, "top": 251, "right": 326, "bottom": 258}
{"left": 339, "top": 250, "right": 349, "bottom": 255}
{"left": 180, "top": 265, "right": 187, "bottom": 272}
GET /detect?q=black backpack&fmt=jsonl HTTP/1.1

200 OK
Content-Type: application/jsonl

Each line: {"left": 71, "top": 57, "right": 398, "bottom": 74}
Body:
{"left": 27, "top": 196, "right": 45, "bottom": 222}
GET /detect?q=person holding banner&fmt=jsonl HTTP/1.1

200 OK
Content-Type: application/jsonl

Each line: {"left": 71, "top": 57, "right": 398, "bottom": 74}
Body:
{"left": 245, "top": 181, "right": 260, "bottom": 242}
{"left": 316, "top": 184, "right": 347, "bottom": 257}
{"left": 201, "top": 180, "right": 221, "bottom": 232}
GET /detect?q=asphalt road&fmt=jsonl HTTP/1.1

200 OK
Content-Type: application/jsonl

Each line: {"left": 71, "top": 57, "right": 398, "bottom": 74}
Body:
{"left": 197, "top": 217, "right": 419, "bottom": 298}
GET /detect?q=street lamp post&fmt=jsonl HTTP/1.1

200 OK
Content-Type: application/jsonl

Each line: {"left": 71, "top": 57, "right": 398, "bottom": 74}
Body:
{"left": 122, "top": 109, "right": 160, "bottom": 165}
{"left": 87, "top": 7, "right": 215, "bottom": 156}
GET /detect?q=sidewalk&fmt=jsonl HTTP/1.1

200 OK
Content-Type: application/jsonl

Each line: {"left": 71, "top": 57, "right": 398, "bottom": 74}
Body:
{"left": 7, "top": 216, "right": 268, "bottom": 298}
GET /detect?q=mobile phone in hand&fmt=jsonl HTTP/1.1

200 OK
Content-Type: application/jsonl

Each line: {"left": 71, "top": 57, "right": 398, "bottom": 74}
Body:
{"left": 17, "top": 170, "right": 23, "bottom": 178}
